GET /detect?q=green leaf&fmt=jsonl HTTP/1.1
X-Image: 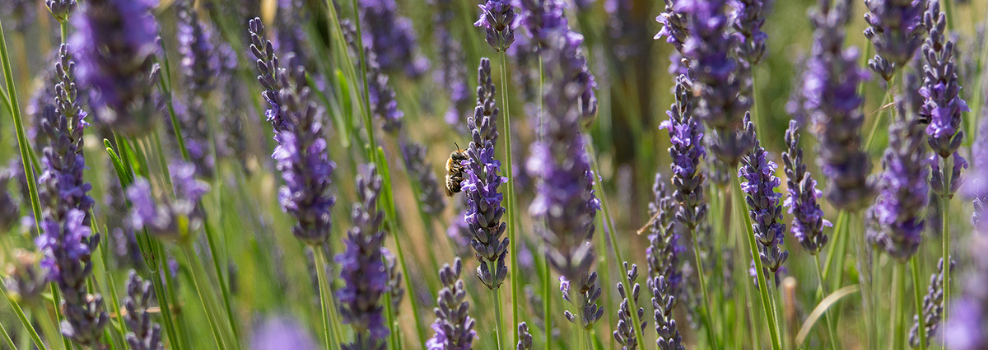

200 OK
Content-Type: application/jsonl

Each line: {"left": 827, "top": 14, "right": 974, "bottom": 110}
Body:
{"left": 796, "top": 284, "right": 861, "bottom": 347}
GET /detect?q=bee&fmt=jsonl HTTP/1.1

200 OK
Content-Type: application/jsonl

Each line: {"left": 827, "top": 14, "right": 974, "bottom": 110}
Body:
{"left": 445, "top": 146, "right": 469, "bottom": 197}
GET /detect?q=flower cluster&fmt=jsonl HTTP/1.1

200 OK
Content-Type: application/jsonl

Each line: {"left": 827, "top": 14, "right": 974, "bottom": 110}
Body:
{"left": 337, "top": 165, "right": 390, "bottom": 349}
{"left": 662, "top": 74, "right": 707, "bottom": 232}
{"left": 46, "top": 0, "right": 77, "bottom": 22}
{"left": 614, "top": 262, "right": 646, "bottom": 350}
{"left": 863, "top": 0, "right": 927, "bottom": 80}
{"left": 655, "top": 0, "right": 689, "bottom": 54}
{"left": 358, "top": 0, "right": 429, "bottom": 78}
{"left": 177, "top": 0, "right": 221, "bottom": 97}
{"left": 867, "top": 101, "right": 930, "bottom": 261}
{"left": 250, "top": 19, "right": 338, "bottom": 245}
{"left": 678, "top": 0, "right": 753, "bottom": 166}
{"left": 433, "top": 0, "right": 472, "bottom": 128}
{"left": 739, "top": 115, "right": 788, "bottom": 273}
{"left": 340, "top": 19, "right": 405, "bottom": 134}
{"left": 251, "top": 317, "right": 318, "bottom": 350}
{"left": 400, "top": 140, "right": 446, "bottom": 215}
{"left": 127, "top": 161, "right": 210, "bottom": 243}
{"left": 783, "top": 120, "right": 829, "bottom": 254}
{"left": 463, "top": 58, "right": 509, "bottom": 290}
{"left": 731, "top": 0, "right": 770, "bottom": 65}
{"left": 651, "top": 273, "right": 685, "bottom": 350}
{"left": 562, "top": 272, "right": 604, "bottom": 329}
{"left": 71, "top": 0, "right": 160, "bottom": 136}
{"left": 124, "top": 271, "right": 164, "bottom": 350}
{"left": 803, "top": 0, "right": 875, "bottom": 211}
{"left": 476, "top": 0, "right": 516, "bottom": 52}
{"left": 517, "top": 323, "right": 533, "bottom": 350}
{"left": 426, "top": 258, "right": 476, "bottom": 350}
{"left": 910, "top": 258, "right": 954, "bottom": 348}
{"left": 646, "top": 174, "right": 682, "bottom": 295}
{"left": 922, "top": 0, "right": 969, "bottom": 197}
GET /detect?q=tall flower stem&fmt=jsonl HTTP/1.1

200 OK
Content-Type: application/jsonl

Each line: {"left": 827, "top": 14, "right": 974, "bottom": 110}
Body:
{"left": 182, "top": 244, "right": 230, "bottom": 350}
{"left": 940, "top": 157, "right": 952, "bottom": 338}
{"left": 542, "top": 245, "right": 552, "bottom": 350}
{"left": 585, "top": 141, "right": 647, "bottom": 350}
{"left": 865, "top": 79, "right": 897, "bottom": 152}
{"left": 498, "top": 52, "right": 521, "bottom": 349}
{"left": 493, "top": 286, "right": 505, "bottom": 350}
{"left": 691, "top": 233, "right": 719, "bottom": 348}
{"left": 910, "top": 256, "right": 928, "bottom": 350}
{"left": 731, "top": 173, "right": 782, "bottom": 350}
{"left": 813, "top": 255, "right": 839, "bottom": 350}
{"left": 893, "top": 263, "right": 907, "bottom": 350}
{"left": 314, "top": 248, "right": 342, "bottom": 350}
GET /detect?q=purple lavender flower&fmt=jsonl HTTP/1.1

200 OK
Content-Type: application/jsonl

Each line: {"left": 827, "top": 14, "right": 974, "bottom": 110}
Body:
{"left": 804, "top": 0, "right": 876, "bottom": 211}
{"left": 46, "top": 0, "right": 77, "bottom": 22}
{"left": 462, "top": 58, "right": 509, "bottom": 290}
{"left": 250, "top": 19, "right": 338, "bottom": 245}
{"left": 127, "top": 161, "right": 210, "bottom": 243}
{"left": 70, "top": 0, "right": 160, "bottom": 136}
{"left": 36, "top": 210, "right": 108, "bottom": 346}
{"left": 516, "top": 0, "right": 598, "bottom": 126}
{"left": 177, "top": 0, "right": 220, "bottom": 97}
{"left": 864, "top": 0, "right": 927, "bottom": 81}
{"left": 433, "top": 0, "right": 471, "bottom": 128}
{"left": 517, "top": 323, "right": 533, "bottom": 350}
{"left": 910, "top": 258, "right": 954, "bottom": 348}
{"left": 661, "top": 74, "right": 707, "bottom": 232}
{"left": 965, "top": 117, "right": 988, "bottom": 228}
{"left": 251, "top": 317, "right": 318, "bottom": 350}
{"left": 401, "top": 140, "right": 446, "bottom": 215}
{"left": 867, "top": 100, "right": 930, "bottom": 261}
{"left": 3, "top": 249, "right": 47, "bottom": 304}
{"left": 0, "top": 163, "right": 20, "bottom": 233}
{"left": 384, "top": 249, "right": 404, "bottom": 314}
{"left": 561, "top": 272, "right": 604, "bottom": 329}
{"left": 124, "top": 271, "right": 164, "bottom": 350}
{"left": 614, "top": 262, "right": 646, "bottom": 350}
{"left": 731, "top": 0, "right": 771, "bottom": 65}
{"left": 646, "top": 174, "right": 682, "bottom": 294}
{"left": 783, "top": 120, "right": 830, "bottom": 254}
{"left": 651, "top": 274, "right": 684, "bottom": 350}
{"left": 337, "top": 165, "right": 390, "bottom": 349}
{"left": 425, "top": 258, "right": 476, "bottom": 350}
{"left": 922, "top": 0, "right": 969, "bottom": 198}
{"left": 476, "top": 0, "right": 516, "bottom": 52}
{"left": 358, "top": 0, "right": 429, "bottom": 78}
{"left": 677, "top": 0, "right": 753, "bottom": 166}
{"left": 447, "top": 211, "right": 473, "bottom": 258}
{"left": 943, "top": 222, "right": 988, "bottom": 349}
{"left": 655, "top": 0, "right": 689, "bottom": 54}
{"left": 170, "top": 97, "right": 216, "bottom": 178}
{"left": 366, "top": 49, "right": 404, "bottom": 134}
{"left": 739, "top": 115, "right": 788, "bottom": 273}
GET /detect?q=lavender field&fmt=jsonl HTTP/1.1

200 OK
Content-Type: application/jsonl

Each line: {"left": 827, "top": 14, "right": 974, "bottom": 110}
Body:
{"left": 0, "top": 0, "right": 987, "bottom": 349}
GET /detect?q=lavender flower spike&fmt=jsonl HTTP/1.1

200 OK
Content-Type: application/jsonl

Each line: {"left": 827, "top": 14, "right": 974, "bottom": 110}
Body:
{"left": 867, "top": 101, "right": 929, "bottom": 261}
{"left": 463, "top": 58, "right": 508, "bottom": 290}
{"left": 863, "top": 0, "right": 927, "bottom": 80}
{"left": 516, "top": 323, "right": 533, "bottom": 350}
{"left": 655, "top": 0, "right": 689, "bottom": 53}
{"left": 71, "top": 0, "right": 160, "bottom": 136}
{"left": 46, "top": 0, "right": 77, "bottom": 22}
{"left": 401, "top": 140, "right": 446, "bottom": 215}
{"left": 661, "top": 74, "right": 707, "bottom": 232}
{"left": 562, "top": 272, "right": 605, "bottom": 329}
{"left": 739, "top": 114, "right": 788, "bottom": 273}
{"left": 476, "top": 0, "right": 516, "bottom": 52}
{"left": 910, "top": 258, "right": 955, "bottom": 348}
{"left": 124, "top": 271, "right": 164, "bottom": 350}
{"left": 425, "top": 258, "right": 477, "bottom": 350}
{"left": 651, "top": 274, "right": 685, "bottom": 350}
{"left": 127, "top": 161, "right": 210, "bottom": 243}
{"left": 804, "top": 0, "right": 875, "bottom": 211}
{"left": 251, "top": 317, "right": 318, "bottom": 350}
{"left": 250, "top": 19, "right": 338, "bottom": 245}
{"left": 358, "top": 0, "right": 429, "bottom": 78}
{"left": 646, "top": 174, "right": 682, "bottom": 294}
{"left": 177, "top": 0, "right": 220, "bottom": 97}
{"left": 614, "top": 262, "right": 646, "bottom": 350}
{"left": 679, "top": 0, "right": 753, "bottom": 166}
{"left": 783, "top": 120, "right": 830, "bottom": 254}
{"left": 731, "top": 0, "right": 771, "bottom": 65}
{"left": 922, "top": 0, "right": 968, "bottom": 197}
{"left": 943, "top": 213, "right": 988, "bottom": 349}
{"left": 337, "top": 165, "right": 389, "bottom": 349}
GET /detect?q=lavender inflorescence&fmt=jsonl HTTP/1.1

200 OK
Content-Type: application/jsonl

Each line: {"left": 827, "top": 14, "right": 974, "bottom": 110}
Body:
{"left": 401, "top": 140, "right": 446, "bottom": 215}
{"left": 3, "top": 250, "right": 47, "bottom": 305}
{"left": 646, "top": 173, "right": 682, "bottom": 294}
{"left": 123, "top": 271, "right": 164, "bottom": 350}
{"left": 476, "top": 0, "right": 516, "bottom": 52}
{"left": 251, "top": 317, "right": 319, "bottom": 350}
{"left": 46, "top": 0, "right": 77, "bottom": 22}
{"left": 662, "top": 74, "right": 707, "bottom": 232}
{"left": 614, "top": 262, "right": 646, "bottom": 350}
{"left": 922, "top": 0, "right": 969, "bottom": 198}
{"left": 804, "top": 0, "right": 875, "bottom": 212}
{"left": 863, "top": 0, "right": 928, "bottom": 80}
{"left": 867, "top": 100, "right": 930, "bottom": 261}
{"left": 177, "top": 0, "right": 221, "bottom": 97}
{"left": 739, "top": 115, "right": 789, "bottom": 273}
{"left": 0, "top": 163, "right": 20, "bottom": 233}
{"left": 426, "top": 258, "right": 476, "bottom": 350}
{"left": 651, "top": 273, "right": 685, "bottom": 350}
{"left": 337, "top": 165, "right": 389, "bottom": 349}
{"left": 358, "top": 0, "right": 429, "bottom": 78}
{"left": 910, "top": 258, "right": 955, "bottom": 348}
{"left": 678, "top": 0, "right": 753, "bottom": 166}
{"left": 127, "top": 161, "right": 210, "bottom": 242}
{"left": 250, "top": 18, "right": 338, "bottom": 245}
{"left": 731, "top": 0, "right": 771, "bottom": 66}
{"left": 463, "top": 58, "right": 508, "bottom": 290}
{"left": 783, "top": 120, "right": 829, "bottom": 254}
{"left": 655, "top": 0, "right": 689, "bottom": 54}
{"left": 433, "top": 0, "right": 472, "bottom": 128}
{"left": 517, "top": 323, "right": 533, "bottom": 350}
{"left": 562, "top": 272, "right": 604, "bottom": 329}
{"left": 71, "top": 0, "right": 160, "bottom": 136}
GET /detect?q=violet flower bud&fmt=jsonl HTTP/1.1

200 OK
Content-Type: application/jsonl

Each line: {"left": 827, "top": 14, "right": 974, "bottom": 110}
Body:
{"left": 476, "top": 0, "right": 516, "bottom": 52}
{"left": 425, "top": 258, "right": 476, "bottom": 349}
{"left": 358, "top": 0, "right": 429, "bottom": 78}
{"left": 738, "top": 115, "right": 788, "bottom": 273}
{"left": 614, "top": 262, "right": 646, "bottom": 350}
{"left": 864, "top": 0, "right": 927, "bottom": 80}
{"left": 124, "top": 271, "right": 164, "bottom": 350}
{"left": 910, "top": 258, "right": 954, "bottom": 348}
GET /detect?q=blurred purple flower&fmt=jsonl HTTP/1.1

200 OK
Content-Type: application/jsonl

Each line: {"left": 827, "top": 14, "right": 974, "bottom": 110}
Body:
{"left": 124, "top": 271, "right": 164, "bottom": 350}
{"left": 863, "top": 0, "right": 927, "bottom": 80}
{"left": 251, "top": 317, "right": 318, "bottom": 350}
{"left": 783, "top": 120, "right": 830, "bottom": 254}
{"left": 358, "top": 0, "right": 429, "bottom": 78}
{"left": 127, "top": 161, "right": 209, "bottom": 243}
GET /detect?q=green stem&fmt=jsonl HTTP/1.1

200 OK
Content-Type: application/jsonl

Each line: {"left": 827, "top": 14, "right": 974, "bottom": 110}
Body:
{"left": 941, "top": 156, "right": 953, "bottom": 348}
{"left": 498, "top": 52, "right": 521, "bottom": 350}
{"left": 821, "top": 211, "right": 848, "bottom": 284}
{"left": 865, "top": 79, "right": 896, "bottom": 153}
{"left": 492, "top": 286, "right": 504, "bottom": 350}
{"left": 690, "top": 232, "right": 719, "bottom": 348}
{"left": 893, "top": 264, "right": 907, "bottom": 350}
{"left": 314, "top": 247, "right": 342, "bottom": 350}
{"left": 584, "top": 140, "right": 648, "bottom": 350}
{"left": 813, "top": 255, "right": 839, "bottom": 350}
{"left": 731, "top": 173, "right": 782, "bottom": 350}
{"left": 542, "top": 244, "right": 552, "bottom": 350}
{"left": 0, "top": 317, "right": 15, "bottom": 350}
{"left": 348, "top": 0, "right": 378, "bottom": 162}
{"left": 0, "top": 285, "right": 47, "bottom": 350}
{"left": 942, "top": 0, "right": 956, "bottom": 34}
{"left": 182, "top": 244, "right": 229, "bottom": 350}
{"left": 0, "top": 17, "right": 41, "bottom": 230}
{"left": 911, "top": 256, "right": 928, "bottom": 350}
